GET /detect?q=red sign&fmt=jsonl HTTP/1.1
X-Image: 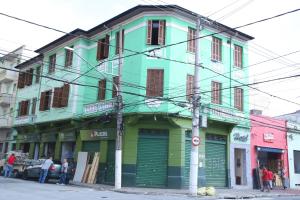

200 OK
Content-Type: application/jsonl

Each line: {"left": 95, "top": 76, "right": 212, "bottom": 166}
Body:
{"left": 192, "top": 136, "right": 200, "bottom": 146}
{"left": 264, "top": 132, "right": 274, "bottom": 143}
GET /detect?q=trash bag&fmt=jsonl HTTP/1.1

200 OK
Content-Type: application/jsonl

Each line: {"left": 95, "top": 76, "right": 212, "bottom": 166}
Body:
{"left": 197, "top": 187, "right": 207, "bottom": 196}
{"left": 206, "top": 187, "right": 216, "bottom": 196}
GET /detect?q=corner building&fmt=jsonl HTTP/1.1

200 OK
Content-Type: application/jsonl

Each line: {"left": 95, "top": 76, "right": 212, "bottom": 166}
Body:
{"left": 13, "top": 5, "right": 253, "bottom": 188}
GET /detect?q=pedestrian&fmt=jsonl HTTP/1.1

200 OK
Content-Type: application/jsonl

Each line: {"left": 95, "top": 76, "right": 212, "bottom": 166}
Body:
{"left": 261, "top": 166, "right": 270, "bottom": 192}
{"left": 57, "top": 158, "right": 68, "bottom": 185}
{"left": 268, "top": 170, "right": 273, "bottom": 190}
{"left": 278, "top": 166, "right": 287, "bottom": 190}
{"left": 39, "top": 156, "right": 53, "bottom": 183}
{"left": 4, "top": 153, "right": 16, "bottom": 178}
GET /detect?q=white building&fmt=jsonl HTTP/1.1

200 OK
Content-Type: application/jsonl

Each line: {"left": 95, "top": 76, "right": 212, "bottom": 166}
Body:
{"left": 0, "top": 46, "right": 24, "bottom": 154}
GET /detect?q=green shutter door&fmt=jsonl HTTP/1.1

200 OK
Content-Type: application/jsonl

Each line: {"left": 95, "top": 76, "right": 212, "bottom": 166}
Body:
{"left": 136, "top": 130, "right": 168, "bottom": 188}
{"left": 184, "top": 133, "right": 192, "bottom": 188}
{"left": 205, "top": 134, "right": 227, "bottom": 187}
{"left": 105, "top": 140, "right": 115, "bottom": 184}
{"left": 82, "top": 141, "right": 100, "bottom": 153}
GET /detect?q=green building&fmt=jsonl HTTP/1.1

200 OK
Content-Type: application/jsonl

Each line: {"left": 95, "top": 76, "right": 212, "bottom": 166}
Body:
{"left": 13, "top": 5, "right": 253, "bottom": 188}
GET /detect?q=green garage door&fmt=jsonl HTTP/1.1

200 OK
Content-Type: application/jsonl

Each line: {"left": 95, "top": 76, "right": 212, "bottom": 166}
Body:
{"left": 82, "top": 141, "right": 100, "bottom": 153}
{"left": 184, "top": 132, "right": 192, "bottom": 188}
{"left": 136, "top": 130, "right": 168, "bottom": 188}
{"left": 205, "top": 134, "right": 227, "bottom": 187}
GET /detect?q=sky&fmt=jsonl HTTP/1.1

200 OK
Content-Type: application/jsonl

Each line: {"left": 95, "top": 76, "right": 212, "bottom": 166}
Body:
{"left": 0, "top": 0, "right": 299, "bottom": 116}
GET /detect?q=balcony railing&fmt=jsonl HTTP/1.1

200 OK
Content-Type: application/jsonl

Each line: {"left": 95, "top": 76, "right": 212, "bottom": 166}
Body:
{"left": 83, "top": 99, "right": 116, "bottom": 116}
{"left": 0, "top": 93, "right": 13, "bottom": 106}
{"left": 0, "top": 70, "right": 17, "bottom": 82}
{"left": 14, "top": 115, "right": 36, "bottom": 126}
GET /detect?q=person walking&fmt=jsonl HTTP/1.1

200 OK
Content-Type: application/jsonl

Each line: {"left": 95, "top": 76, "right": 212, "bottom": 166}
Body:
{"left": 4, "top": 153, "right": 16, "bottom": 178}
{"left": 57, "top": 159, "right": 68, "bottom": 185}
{"left": 39, "top": 156, "right": 53, "bottom": 183}
{"left": 261, "top": 167, "right": 270, "bottom": 192}
{"left": 268, "top": 170, "right": 273, "bottom": 190}
{"left": 279, "top": 166, "right": 287, "bottom": 189}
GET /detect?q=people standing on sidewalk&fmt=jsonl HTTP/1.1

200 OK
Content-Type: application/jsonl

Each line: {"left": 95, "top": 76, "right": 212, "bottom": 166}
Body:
{"left": 278, "top": 166, "right": 287, "bottom": 189}
{"left": 268, "top": 170, "right": 273, "bottom": 190}
{"left": 4, "top": 153, "right": 16, "bottom": 178}
{"left": 39, "top": 156, "right": 53, "bottom": 183}
{"left": 57, "top": 158, "right": 68, "bottom": 185}
{"left": 261, "top": 167, "right": 270, "bottom": 192}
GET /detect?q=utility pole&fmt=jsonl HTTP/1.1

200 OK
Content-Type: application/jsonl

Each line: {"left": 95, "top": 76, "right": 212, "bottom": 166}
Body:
{"left": 189, "top": 16, "right": 201, "bottom": 196}
{"left": 115, "top": 26, "right": 123, "bottom": 190}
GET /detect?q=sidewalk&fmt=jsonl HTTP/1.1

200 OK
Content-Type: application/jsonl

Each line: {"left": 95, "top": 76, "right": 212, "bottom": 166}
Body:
{"left": 70, "top": 181, "right": 300, "bottom": 199}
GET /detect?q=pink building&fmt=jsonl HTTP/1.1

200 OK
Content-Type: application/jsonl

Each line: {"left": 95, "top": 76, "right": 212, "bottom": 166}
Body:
{"left": 250, "top": 114, "right": 288, "bottom": 187}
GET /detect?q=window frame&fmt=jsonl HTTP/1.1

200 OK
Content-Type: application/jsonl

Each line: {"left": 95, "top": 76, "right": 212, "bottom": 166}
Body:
{"left": 35, "top": 66, "right": 41, "bottom": 83}
{"left": 97, "top": 35, "right": 110, "bottom": 61}
{"left": 48, "top": 54, "right": 56, "bottom": 73}
{"left": 65, "top": 46, "right": 73, "bottom": 67}
{"left": 187, "top": 27, "right": 196, "bottom": 53}
{"left": 115, "top": 30, "right": 125, "bottom": 55}
{"left": 234, "top": 45, "right": 243, "bottom": 68}
{"left": 146, "top": 20, "right": 166, "bottom": 45}
{"left": 234, "top": 87, "right": 243, "bottom": 111}
{"left": 211, "top": 37, "right": 222, "bottom": 62}
{"left": 211, "top": 81, "right": 222, "bottom": 104}
{"left": 146, "top": 69, "right": 164, "bottom": 97}
{"left": 294, "top": 150, "right": 300, "bottom": 174}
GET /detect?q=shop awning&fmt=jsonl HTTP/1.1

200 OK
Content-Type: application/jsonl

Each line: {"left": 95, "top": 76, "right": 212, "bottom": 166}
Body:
{"left": 256, "top": 146, "right": 284, "bottom": 153}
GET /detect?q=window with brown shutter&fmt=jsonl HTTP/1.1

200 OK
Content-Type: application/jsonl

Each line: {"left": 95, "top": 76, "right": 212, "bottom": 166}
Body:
{"left": 26, "top": 69, "right": 33, "bottom": 86}
{"left": 48, "top": 54, "right": 56, "bottom": 73}
{"left": 187, "top": 27, "right": 196, "bottom": 53}
{"left": 211, "top": 37, "right": 222, "bottom": 62}
{"left": 18, "top": 100, "right": 30, "bottom": 116}
{"left": 39, "top": 90, "right": 52, "bottom": 111}
{"left": 39, "top": 92, "right": 46, "bottom": 111}
{"left": 65, "top": 47, "right": 73, "bottom": 67}
{"left": 35, "top": 66, "right": 41, "bottom": 83}
{"left": 17, "top": 72, "right": 25, "bottom": 88}
{"left": 18, "top": 102, "right": 22, "bottom": 116}
{"left": 112, "top": 76, "right": 119, "bottom": 98}
{"left": 234, "top": 87, "right": 243, "bottom": 111}
{"left": 146, "top": 69, "right": 164, "bottom": 97}
{"left": 146, "top": 20, "right": 166, "bottom": 45}
{"left": 234, "top": 45, "right": 243, "bottom": 68}
{"left": 32, "top": 98, "right": 37, "bottom": 115}
{"left": 60, "top": 84, "right": 70, "bottom": 107}
{"left": 98, "top": 79, "right": 106, "bottom": 100}
{"left": 186, "top": 75, "right": 194, "bottom": 101}
{"left": 97, "top": 35, "right": 110, "bottom": 60}
{"left": 211, "top": 81, "right": 222, "bottom": 104}
{"left": 115, "top": 30, "right": 125, "bottom": 54}
{"left": 52, "top": 87, "right": 62, "bottom": 108}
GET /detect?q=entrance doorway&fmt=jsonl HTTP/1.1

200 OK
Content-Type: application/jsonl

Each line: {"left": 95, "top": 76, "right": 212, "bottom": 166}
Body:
{"left": 234, "top": 148, "right": 246, "bottom": 185}
{"left": 61, "top": 142, "right": 75, "bottom": 161}
{"left": 43, "top": 142, "right": 56, "bottom": 158}
{"left": 20, "top": 143, "right": 30, "bottom": 153}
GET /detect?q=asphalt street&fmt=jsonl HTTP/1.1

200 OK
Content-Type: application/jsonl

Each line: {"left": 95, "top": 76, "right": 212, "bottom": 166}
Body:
{"left": 1, "top": 177, "right": 300, "bottom": 200}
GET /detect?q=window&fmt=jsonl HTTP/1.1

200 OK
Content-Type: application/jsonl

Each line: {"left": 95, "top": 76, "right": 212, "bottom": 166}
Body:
{"left": 211, "top": 81, "right": 222, "bottom": 104}
{"left": 98, "top": 79, "right": 106, "bottom": 100}
{"left": 147, "top": 20, "right": 166, "bottom": 45}
{"left": 115, "top": 30, "right": 125, "bottom": 54}
{"left": 25, "top": 69, "right": 33, "bottom": 86}
{"left": 39, "top": 90, "right": 52, "bottom": 111}
{"left": 146, "top": 69, "right": 164, "bottom": 97}
{"left": 97, "top": 35, "right": 110, "bottom": 60}
{"left": 18, "top": 100, "right": 30, "bottom": 116}
{"left": 48, "top": 54, "right": 56, "bottom": 73}
{"left": 294, "top": 150, "right": 300, "bottom": 174}
{"left": 35, "top": 66, "right": 41, "bottom": 83}
{"left": 52, "top": 84, "right": 70, "bottom": 108}
{"left": 112, "top": 76, "right": 119, "bottom": 98}
{"left": 31, "top": 98, "right": 37, "bottom": 115}
{"left": 65, "top": 47, "right": 73, "bottom": 67}
{"left": 234, "top": 45, "right": 243, "bottom": 68}
{"left": 186, "top": 75, "right": 194, "bottom": 101}
{"left": 234, "top": 87, "right": 243, "bottom": 111}
{"left": 17, "top": 72, "right": 25, "bottom": 89}
{"left": 211, "top": 37, "right": 222, "bottom": 61}
{"left": 187, "top": 27, "right": 196, "bottom": 53}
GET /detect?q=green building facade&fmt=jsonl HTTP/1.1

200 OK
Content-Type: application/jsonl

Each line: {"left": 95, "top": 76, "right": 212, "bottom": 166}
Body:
{"left": 13, "top": 5, "right": 253, "bottom": 188}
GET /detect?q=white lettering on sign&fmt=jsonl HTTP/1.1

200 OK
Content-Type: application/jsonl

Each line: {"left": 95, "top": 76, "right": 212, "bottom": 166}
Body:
{"left": 84, "top": 100, "right": 115, "bottom": 114}
{"left": 264, "top": 132, "right": 274, "bottom": 142}
{"left": 91, "top": 131, "right": 108, "bottom": 138}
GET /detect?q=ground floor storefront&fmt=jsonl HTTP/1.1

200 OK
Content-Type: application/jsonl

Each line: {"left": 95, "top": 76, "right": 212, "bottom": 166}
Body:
{"left": 0, "top": 129, "right": 16, "bottom": 156}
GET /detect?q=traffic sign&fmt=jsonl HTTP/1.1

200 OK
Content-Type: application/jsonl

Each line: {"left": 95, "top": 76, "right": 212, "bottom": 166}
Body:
{"left": 192, "top": 136, "right": 200, "bottom": 146}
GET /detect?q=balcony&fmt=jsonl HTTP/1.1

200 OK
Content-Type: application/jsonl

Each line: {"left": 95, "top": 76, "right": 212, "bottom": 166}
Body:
{"left": 0, "top": 117, "right": 12, "bottom": 128}
{"left": 0, "top": 69, "right": 17, "bottom": 83}
{"left": 14, "top": 115, "right": 36, "bottom": 126}
{"left": 83, "top": 99, "right": 116, "bottom": 116}
{"left": 0, "top": 93, "right": 13, "bottom": 106}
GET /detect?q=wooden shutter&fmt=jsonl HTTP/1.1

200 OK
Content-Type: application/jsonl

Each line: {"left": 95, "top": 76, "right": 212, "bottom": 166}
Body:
{"left": 121, "top": 29, "right": 125, "bottom": 53}
{"left": 97, "top": 40, "right": 102, "bottom": 60}
{"left": 31, "top": 98, "right": 37, "bottom": 115}
{"left": 28, "top": 69, "right": 33, "bottom": 86}
{"left": 35, "top": 66, "right": 41, "bottom": 83}
{"left": 25, "top": 100, "right": 30, "bottom": 115}
{"left": 112, "top": 76, "right": 119, "bottom": 98}
{"left": 52, "top": 87, "right": 61, "bottom": 108}
{"left": 146, "top": 69, "right": 164, "bottom": 97}
{"left": 18, "top": 102, "right": 22, "bottom": 116}
{"left": 49, "top": 54, "right": 56, "bottom": 73}
{"left": 61, "top": 84, "right": 70, "bottom": 107}
{"left": 158, "top": 20, "right": 166, "bottom": 45}
{"left": 115, "top": 31, "right": 120, "bottom": 54}
{"left": 18, "top": 72, "right": 25, "bottom": 88}
{"left": 39, "top": 92, "right": 46, "bottom": 111}
{"left": 65, "top": 48, "right": 73, "bottom": 67}
{"left": 187, "top": 28, "right": 195, "bottom": 53}
{"left": 20, "top": 101, "right": 25, "bottom": 116}
{"left": 157, "top": 70, "right": 164, "bottom": 96}
{"left": 103, "top": 34, "right": 110, "bottom": 59}
{"left": 98, "top": 79, "right": 106, "bottom": 100}
{"left": 147, "top": 20, "right": 152, "bottom": 44}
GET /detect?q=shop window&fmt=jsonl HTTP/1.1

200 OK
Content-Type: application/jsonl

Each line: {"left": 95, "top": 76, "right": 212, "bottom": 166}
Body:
{"left": 294, "top": 150, "right": 300, "bottom": 174}
{"left": 39, "top": 90, "right": 52, "bottom": 111}
{"left": 146, "top": 69, "right": 164, "bottom": 97}
{"left": 186, "top": 75, "right": 194, "bottom": 101}
{"left": 97, "top": 35, "right": 110, "bottom": 60}
{"left": 147, "top": 20, "right": 166, "bottom": 45}
{"left": 187, "top": 27, "right": 196, "bottom": 53}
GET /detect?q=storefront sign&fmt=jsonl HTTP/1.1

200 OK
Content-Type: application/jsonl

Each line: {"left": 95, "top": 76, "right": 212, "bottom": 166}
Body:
{"left": 80, "top": 128, "right": 116, "bottom": 140}
{"left": 233, "top": 132, "right": 249, "bottom": 142}
{"left": 18, "top": 134, "right": 40, "bottom": 142}
{"left": 264, "top": 132, "right": 274, "bottom": 142}
{"left": 83, "top": 99, "right": 115, "bottom": 115}
{"left": 41, "top": 133, "right": 57, "bottom": 142}
{"left": 59, "top": 132, "right": 76, "bottom": 142}
{"left": 91, "top": 131, "right": 108, "bottom": 138}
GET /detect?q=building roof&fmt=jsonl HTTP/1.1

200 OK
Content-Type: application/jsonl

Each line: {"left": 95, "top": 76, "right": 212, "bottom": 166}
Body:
{"left": 15, "top": 54, "right": 43, "bottom": 69}
{"left": 35, "top": 5, "right": 254, "bottom": 54}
